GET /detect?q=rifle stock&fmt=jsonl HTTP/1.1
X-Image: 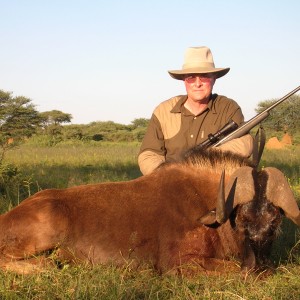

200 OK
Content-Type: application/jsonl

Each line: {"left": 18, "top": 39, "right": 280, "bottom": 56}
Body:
{"left": 198, "top": 85, "right": 300, "bottom": 149}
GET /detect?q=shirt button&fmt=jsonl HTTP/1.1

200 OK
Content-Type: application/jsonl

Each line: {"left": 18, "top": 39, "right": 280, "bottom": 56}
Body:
{"left": 193, "top": 117, "right": 197, "bottom": 120}
{"left": 190, "top": 134, "right": 194, "bottom": 138}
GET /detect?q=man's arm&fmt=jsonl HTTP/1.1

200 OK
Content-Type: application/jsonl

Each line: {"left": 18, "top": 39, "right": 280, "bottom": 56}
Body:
{"left": 218, "top": 134, "right": 253, "bottom": 157}
{"left": 138, "top": 114, "right": 166, "bottom": 175}
{"left": 138, "top": 150, "right": 165, "bottom": 175}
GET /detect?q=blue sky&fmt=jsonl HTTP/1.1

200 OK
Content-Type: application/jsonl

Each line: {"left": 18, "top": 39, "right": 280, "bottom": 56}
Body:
{"left": 1, "top": 0, "right": 299, "bottom": 124}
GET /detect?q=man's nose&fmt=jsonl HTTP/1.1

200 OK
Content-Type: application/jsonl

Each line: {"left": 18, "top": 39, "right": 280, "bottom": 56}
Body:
{"left": 194, "top": 76, "right": 202, "bottom": 86}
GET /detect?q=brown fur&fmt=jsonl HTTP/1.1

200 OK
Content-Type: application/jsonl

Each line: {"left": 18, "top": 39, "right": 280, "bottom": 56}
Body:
{"left": 0, "top": 149, "right": 292, "bottom": 274}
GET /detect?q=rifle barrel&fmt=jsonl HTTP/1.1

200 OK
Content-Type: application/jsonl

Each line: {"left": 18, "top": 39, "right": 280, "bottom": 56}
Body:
{"left": 213, "top": 85, "right": 300, "bottom": 147}
{"left": 265, "top": 85, "right": 300, "bottom": 112}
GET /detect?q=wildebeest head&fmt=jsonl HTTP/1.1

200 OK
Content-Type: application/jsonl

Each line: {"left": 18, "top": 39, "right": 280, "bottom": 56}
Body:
{"left": 232, "top": 169, "right": 284, "bottom": 269}
{"left": 194, "top": 150, "right": 300, "bottom": 271}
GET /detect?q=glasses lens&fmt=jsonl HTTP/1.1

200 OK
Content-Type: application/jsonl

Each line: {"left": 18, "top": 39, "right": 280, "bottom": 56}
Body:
{"left": 185, "top": 75, "right": 212, "bottom": 83}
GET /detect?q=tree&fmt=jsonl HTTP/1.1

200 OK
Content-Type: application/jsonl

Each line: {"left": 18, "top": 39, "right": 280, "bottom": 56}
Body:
{"left": 130, "top": 118, "right": 150, "bottom": 129}
{"left": 0, "top": 90, "right": 41, "bottom": 161}
{"left": 39, "top": 110, "right": 72, "bottom": 143}
{"left": 39, "top": 110, "right": 72, "bottom": 127}
{"left": 255, "top": 94, "right": 300, "bottom": 134}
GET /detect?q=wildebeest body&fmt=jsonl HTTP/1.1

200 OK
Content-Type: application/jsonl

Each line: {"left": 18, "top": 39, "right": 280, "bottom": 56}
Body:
{"left": 0, "top": 149, "right": 299, "bottom": 274}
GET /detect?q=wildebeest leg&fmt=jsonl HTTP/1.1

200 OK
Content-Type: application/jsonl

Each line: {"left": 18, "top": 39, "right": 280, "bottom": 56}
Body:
{"left": 161, "top": 254, "right": 241, "bottom": 276}
{"left": 157, "top": 225, "right": 243, "bottom": 276}
{"left": 0, "top": 255, "right": 57, "bottom": 274}
{"left": 0, "top": 200, "right": 69, "bottom": 268}
{"left": 169, "top": 255, "right": 241, "bottom": 276}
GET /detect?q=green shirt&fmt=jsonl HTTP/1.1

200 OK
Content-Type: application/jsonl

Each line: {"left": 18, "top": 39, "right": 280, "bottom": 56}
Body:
{"left": 138, "top": 94, "right": 253, "bottom": 175}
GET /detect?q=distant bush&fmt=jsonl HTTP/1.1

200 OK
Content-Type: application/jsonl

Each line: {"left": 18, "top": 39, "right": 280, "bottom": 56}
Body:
{"left": 26, "top": 119, "right": 150, "bottom": 145}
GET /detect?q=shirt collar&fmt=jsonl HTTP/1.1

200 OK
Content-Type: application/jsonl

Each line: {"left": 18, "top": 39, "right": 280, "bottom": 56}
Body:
{"left": 171, "top": 95, "right": 187, "bottom": 113}
{"left": 170, "top": 94, "right": 218, "bottom": 114}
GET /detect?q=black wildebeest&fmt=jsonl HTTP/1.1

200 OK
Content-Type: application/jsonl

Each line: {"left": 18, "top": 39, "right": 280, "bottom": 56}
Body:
{"left": 0, "top": 148, "right": 299, "bottom": 274}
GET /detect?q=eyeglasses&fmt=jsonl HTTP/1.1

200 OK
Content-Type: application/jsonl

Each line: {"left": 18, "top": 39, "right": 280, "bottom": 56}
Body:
{"left": 184, "top": 74, "right": 213, "bottom": 84}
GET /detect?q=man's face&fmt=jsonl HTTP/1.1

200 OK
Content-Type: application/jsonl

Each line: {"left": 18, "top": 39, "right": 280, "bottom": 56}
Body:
{"left": 184, "top": 74, "right": 216, "bottom": 103}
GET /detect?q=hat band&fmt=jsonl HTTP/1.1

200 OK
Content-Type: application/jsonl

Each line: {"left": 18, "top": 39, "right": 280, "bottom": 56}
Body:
{"left": 182, "top": 62, "right": 215, "bottom": 69}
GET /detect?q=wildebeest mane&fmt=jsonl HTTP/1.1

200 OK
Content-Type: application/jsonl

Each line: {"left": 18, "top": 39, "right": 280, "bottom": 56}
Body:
{"left": 181, "top": 147, "right": 255, "bottom": 175}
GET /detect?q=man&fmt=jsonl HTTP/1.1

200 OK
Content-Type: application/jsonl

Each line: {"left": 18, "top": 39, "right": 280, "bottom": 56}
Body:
{"left": 138, "top": 46, "right": 253, "bottom": 175}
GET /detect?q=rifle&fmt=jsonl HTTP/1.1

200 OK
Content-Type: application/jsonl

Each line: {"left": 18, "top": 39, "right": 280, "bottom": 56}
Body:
{"left": 196, "top": 85, "right": 300, "bottom": 150}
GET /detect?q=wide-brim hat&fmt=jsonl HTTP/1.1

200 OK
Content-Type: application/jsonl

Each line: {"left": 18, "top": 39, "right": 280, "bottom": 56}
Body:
{"left": 168, "top": 46, "right": 230, "bottom": 80}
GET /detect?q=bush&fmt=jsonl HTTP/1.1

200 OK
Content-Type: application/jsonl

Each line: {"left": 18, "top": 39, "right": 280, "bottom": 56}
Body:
{"left": 0, "top": 163, "right": 30, "bottom": 212}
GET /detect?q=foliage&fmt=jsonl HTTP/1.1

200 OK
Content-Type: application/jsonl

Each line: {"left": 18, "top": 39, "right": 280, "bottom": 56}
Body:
{"left": 0, "top": 162, "right": 30, "bottom": 210}
{"left": 131, "top": 118, "right": 150, "bottom": 129}
{"left": 0, "top": 90, "right": 41, "bottom": 163}
{"left": 39, "top": 110, "right": 72, "bottom": 127}
{"left": 255, "top": 94, "right": 300, "bottom": 134}
{"left": 58, "top": 119, "right": 150, "bottom": 143}
{"left": 0, "top": 90, "right": 41, "bottom": 138}
{"left": 62, "top": 124, "right": 84, "bottom": 140}
{"left": 37, "top": 110, "right": 73, "bottom": 144}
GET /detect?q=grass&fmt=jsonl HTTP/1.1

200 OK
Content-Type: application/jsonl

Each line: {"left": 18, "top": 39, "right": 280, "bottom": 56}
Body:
{"left": 0, "top": 142, "right": 300, "bottom": 299}
{"left": 0, "top": 263, "right": 300, "bottom": 299}
{"left": 3, "top": 142, "right": 142, "bottom": 206}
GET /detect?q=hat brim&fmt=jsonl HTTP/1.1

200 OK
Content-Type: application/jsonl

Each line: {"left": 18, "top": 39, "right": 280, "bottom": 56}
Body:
{"left": 168, "top": 67, "right": 230, "bottom": 80}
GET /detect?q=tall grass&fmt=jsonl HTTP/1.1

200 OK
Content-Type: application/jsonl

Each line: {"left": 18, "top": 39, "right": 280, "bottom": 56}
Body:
{"left": 3, "top": 142, "right": 142, "bottom": 206}
{"left": 0, "top": 142, "right": 299, "bottom": 299}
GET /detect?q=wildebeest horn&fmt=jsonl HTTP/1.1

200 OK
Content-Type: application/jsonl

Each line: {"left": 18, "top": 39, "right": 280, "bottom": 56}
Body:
{"left": 216, "top": 170, "right": 227, "bottom": 223}
{"left": 264, "top": 167, "right": 300, "bottom": 226}
{"left": 200, "top": 166, "right": 256, "bottom": 225}
{"left": 198, "top": 170, "right": 227, "bottom": 225}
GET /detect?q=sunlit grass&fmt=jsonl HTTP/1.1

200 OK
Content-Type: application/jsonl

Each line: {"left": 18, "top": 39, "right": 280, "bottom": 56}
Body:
{"left": 0, "top": 262, "right": 300, "bottom": 299}
{"left": 5, "top": 142, "right": 142, "bottom": 194}
{"left": 6, "top": 141, "right": 140, "bottom": 167}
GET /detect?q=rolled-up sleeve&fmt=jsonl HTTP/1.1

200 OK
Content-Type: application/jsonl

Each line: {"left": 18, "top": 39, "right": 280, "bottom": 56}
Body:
{"left": 138, "top": 150, "right": 165, "bottom": 175}
{"left": 218, "top": 134, "right": 253, "bottom": 157}
{"left": 138, "top": 114, "right": 166, "bottom": 175}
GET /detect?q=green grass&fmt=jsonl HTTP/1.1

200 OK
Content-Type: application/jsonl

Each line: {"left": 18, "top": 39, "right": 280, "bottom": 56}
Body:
{"left": 0, "top": 263, "right": 300, "bottom": 299}
{"left": 0, "top": 142, "right": 300, "bottom": 299}
{"left": 3, "top": 142, "right": 142, "bottom": 204}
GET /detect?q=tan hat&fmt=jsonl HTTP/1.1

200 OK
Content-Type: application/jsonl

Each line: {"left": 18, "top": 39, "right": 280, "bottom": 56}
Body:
{"left": 168, "top": 46, "right": 230, "bottom": 80}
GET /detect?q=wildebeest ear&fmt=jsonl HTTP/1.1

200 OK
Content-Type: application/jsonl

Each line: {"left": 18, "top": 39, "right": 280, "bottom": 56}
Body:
{"left": 264, "top": 167, "right": 300, "bottom": 226}
{"left": 198, "top": 211, "right": 218, "bottom": 225}
{"left": 224, "top": 166, "right": 256, "bottom": 211}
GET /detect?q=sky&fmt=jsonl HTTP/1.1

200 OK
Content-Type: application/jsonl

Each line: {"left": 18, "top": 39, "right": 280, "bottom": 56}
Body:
{"left": 1, "top": 0, "right": 299, "bottom": 125}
